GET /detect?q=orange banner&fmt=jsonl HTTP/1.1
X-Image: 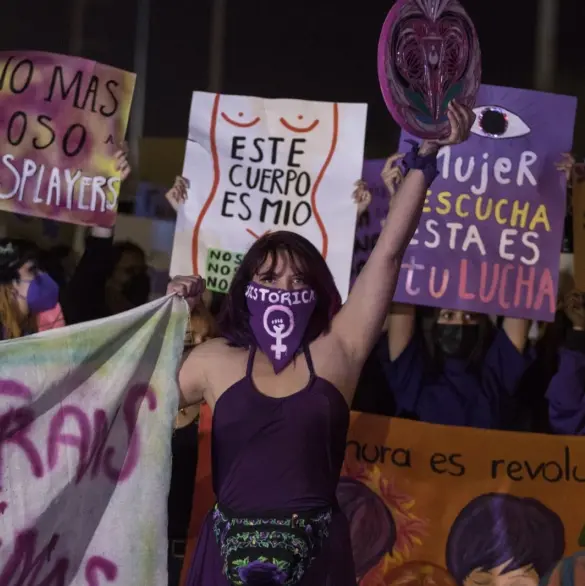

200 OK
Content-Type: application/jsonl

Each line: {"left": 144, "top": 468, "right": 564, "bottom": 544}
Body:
{"left": 183, "top": 412, "right": 585, "bottom": 585}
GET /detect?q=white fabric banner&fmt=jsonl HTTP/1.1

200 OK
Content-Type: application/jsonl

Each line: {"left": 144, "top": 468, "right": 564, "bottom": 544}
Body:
{"left": 0, "top": 296, "right": 187, "bottom": 585}
{"left": 170, "top": 91, "right": 368, "bottom": 300}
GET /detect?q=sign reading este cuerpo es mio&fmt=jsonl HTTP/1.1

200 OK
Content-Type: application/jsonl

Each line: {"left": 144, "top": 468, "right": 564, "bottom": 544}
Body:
{"left": 171, "top": 91, "right": 368, "bottom": 300}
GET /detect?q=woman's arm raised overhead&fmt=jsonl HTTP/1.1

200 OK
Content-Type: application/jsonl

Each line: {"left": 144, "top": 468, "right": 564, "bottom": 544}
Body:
{"left": 331, "top": 101, "right": 474, "bottom": 365}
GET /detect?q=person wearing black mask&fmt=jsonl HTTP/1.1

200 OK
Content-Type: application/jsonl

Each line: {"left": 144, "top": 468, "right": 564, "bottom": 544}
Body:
{"left": 381, "top": 303, "right": 532, "bottom": 430}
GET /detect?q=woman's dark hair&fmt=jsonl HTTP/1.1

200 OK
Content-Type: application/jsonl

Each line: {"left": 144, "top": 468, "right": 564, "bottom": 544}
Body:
{"left": 336, "top": 477, "right": 396, "bottom": 580}
{"left": 430, "top": 311, "right": 496, "bottom": 374}
{"left": 0, "top": 238, "right": 37, "bottom": 285}
{"left": 217, "top": 231, "right": 341, "bottom": 347}
{"left": 0, "top": 238, "right": 38, "bottom": 339}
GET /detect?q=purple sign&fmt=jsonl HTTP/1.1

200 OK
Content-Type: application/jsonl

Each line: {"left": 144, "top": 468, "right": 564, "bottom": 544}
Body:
{"left": 391, "top": 84, "right": 577, "bottom": 321}
{"left": 352, "top": 160, "right": 388, "bottom": 281}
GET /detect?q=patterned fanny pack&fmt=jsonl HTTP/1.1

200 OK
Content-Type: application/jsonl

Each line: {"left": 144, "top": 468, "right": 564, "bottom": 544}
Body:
{"left": 211, "top": 502, "right": 332, "bottom": 586}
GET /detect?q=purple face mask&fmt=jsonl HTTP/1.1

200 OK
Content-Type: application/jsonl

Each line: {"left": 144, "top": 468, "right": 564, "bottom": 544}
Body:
{"left": 20, "top": 272, "right": 60, "bottom": 315}
{"left": 245, "top": 282, "right": 317, "bottom": 374}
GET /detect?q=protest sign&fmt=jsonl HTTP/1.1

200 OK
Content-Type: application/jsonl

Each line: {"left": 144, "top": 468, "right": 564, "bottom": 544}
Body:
{"left": 0, "top": 51, "right": 135, "bottom": 227}
{"left": 393, "top": 85, "right": 576, "bottom": 321}
{"left": 352, "top": 159, "right": 389, "bottom": 282}
{"left": 184, "top": 411, "right": 585, "bottom": 586}
{"left": 170, "top": 92, "right": 368, "bottom": 300}
{"left": 0, "top": 296, "right": 187, "bottom": 585}
{"left": 572, "top": 164, "right": 585, "bottom": 290}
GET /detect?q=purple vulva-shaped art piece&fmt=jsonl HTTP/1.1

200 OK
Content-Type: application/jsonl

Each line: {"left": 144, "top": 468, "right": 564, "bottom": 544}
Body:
{"left": 378, "top": 0, "right": 482, "bottom": 139}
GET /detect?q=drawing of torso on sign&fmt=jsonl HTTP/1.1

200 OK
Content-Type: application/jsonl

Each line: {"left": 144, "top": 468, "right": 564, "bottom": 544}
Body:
{"left": 170, "top": 92, "right": 367, "bottom": 300}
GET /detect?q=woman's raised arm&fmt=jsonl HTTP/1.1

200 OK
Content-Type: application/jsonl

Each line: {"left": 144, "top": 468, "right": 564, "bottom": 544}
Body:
{"left": 331, "top": 101, "right": 474, "bottom": 365}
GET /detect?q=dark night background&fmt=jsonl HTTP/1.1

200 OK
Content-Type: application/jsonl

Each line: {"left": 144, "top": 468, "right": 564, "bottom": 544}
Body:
{"left": 3, "top": 0, "right": 585, "bottom": 157}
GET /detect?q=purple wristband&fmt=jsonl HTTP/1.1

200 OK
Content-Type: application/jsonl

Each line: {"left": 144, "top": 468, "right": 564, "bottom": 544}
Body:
{"left": 402, "top": 140, "right": 439, "bottom": 187}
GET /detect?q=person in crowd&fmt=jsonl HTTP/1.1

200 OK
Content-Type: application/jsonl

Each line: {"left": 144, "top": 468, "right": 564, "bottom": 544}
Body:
{"left": 373, "top": 147, "right": 576, "bottom": 430}
{"left": 0, "top": 238, "right": 62, "bottom": 339}
{"left": 168, "top": 101, "right": 473, "bottom": 585}
{"left": 384, "top": 303, "right": 531, "bottom": 429}
{"left": 374, "top": 145, "right": 538, "bottom": 429}
{"left": 168, "top": 301, "right": 219, "bottom": 586}
{"left": 546, "top": 290, "right": 585, "bottom": 435}
{"left": 167, "top": 173, "right": 394, "bottom": 417}
{"left": 446, "top": 493, "right": 565, "bottom": 586}
{"left": 62, "top": 148, "right": 145, "bottom": 324}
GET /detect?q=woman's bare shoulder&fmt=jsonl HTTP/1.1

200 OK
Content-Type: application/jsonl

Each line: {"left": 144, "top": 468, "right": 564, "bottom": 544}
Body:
{"left": 184, "top": 337, "right": 249, "bottom": 407}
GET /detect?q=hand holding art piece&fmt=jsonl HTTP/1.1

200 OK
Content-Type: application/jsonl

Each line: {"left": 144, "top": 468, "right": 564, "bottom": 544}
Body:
{"left": 378, "top": 0, "right": 481, "bottom": 139}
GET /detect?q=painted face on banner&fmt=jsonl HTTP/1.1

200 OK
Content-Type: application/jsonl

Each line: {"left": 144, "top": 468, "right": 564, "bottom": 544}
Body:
{"left": 378, "top": 0, "right": 481, "bottom": 139}
{"left": 245, "top": 282, "right": 317, "bottom": 373}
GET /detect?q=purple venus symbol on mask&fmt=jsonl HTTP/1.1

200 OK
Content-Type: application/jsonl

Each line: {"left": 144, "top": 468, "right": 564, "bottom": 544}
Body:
{"left": 263, "top": 305, "right": 295, "bottom": 360}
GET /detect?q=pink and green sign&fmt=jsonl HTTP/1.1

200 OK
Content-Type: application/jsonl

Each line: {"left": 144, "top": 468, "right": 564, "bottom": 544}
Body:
{"left": 0, "top": 51, "right": 135, "bottom": 227}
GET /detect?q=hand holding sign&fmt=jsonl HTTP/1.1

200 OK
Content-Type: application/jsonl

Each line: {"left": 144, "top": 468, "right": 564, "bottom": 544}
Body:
{"left": 165, "top": 176, "right": 189, "bottom": 211}
{"left": 564, "top": 290, "right": 585, "bottom": 330}
{"left": 352, "top": 180, "right": 372, "bottom": 217}
{"left": 114, "top": 143, "right": 131, "bottom": 183}
{"left": 420, "top": 101, "right": 475, "bottom": 152}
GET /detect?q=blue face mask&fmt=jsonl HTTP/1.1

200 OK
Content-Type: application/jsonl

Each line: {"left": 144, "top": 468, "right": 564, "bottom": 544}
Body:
{"left": 20, "top": 273, "right": 59, "bottom": 314}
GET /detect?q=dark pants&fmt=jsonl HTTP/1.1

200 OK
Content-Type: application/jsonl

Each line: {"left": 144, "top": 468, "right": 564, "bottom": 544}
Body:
{"left": 168, "top": 539, "right": 186, "bottom": 586}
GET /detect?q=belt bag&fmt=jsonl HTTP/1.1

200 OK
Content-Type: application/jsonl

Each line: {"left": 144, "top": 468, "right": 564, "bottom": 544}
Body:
{"left": 212, "top": 503, "right": 332, "bottom": 586}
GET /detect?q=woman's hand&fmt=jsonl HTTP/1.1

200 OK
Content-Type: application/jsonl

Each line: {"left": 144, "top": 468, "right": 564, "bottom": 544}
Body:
{"left": 564, "top": 290, "right": 585, "bottom": 330}
{"left": 419, "top": 100, "right": 475, "bottom": 155}
{"left": 381, "top": 153, "right": 405, "bottom": 197}
{"left": 167, "top": 275, "right": 206, "bottom": 311}
{"left": 114, "top": 144, "right": 131, "bottom": 182}
{"left": 166, "top": 176, "right": 189, "bottom": 211}
{"left": 352, "top": 180, "right": 372, "bottom": 216}
{"left": 556, "top": 153, "right": 576, "bottom": 185}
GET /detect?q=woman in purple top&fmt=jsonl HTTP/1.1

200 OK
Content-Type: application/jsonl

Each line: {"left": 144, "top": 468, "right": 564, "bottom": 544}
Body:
{"left": 383, "top": 302, "right": 532, "bottom": 430}
{"left": 168, "top": 102, "right": 473, "bottom": 586}
{"left": 546, "top": 290, "right": 585, "bottom": 435}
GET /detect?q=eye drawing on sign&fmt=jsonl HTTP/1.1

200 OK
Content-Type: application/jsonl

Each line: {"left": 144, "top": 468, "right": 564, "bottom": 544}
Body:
{"left": 190, "top": 94, "right": 339, "bottom": 276}
{"left": 446, "top": 493, "right": 565, "bottom": 586}
{"left": 470, "top": 106, "right": 531, "bottom": 140}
